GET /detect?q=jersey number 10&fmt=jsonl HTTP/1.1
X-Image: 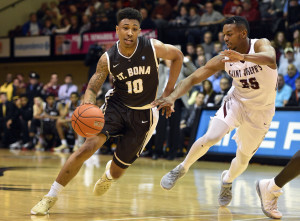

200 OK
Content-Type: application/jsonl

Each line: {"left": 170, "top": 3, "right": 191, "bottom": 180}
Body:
{"left": 126, "top": 79, "right": 144, "bottom": 94}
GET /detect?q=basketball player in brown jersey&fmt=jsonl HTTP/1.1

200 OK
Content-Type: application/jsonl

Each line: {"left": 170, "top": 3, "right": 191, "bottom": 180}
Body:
{"left": 31, "top": 8, "right": 183, "bottom": 215}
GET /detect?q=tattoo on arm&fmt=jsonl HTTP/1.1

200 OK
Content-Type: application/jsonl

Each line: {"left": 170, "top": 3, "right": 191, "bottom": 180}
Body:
{"left": 84, "top": 54, "right": 109, "bottom": 104}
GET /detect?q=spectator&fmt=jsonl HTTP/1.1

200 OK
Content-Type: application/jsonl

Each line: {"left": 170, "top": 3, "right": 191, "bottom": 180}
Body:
{"left": 169, "top": 6, "right": 189, "bottom": 27}
{"left": 214, "top": 77, "right": 231, "bottom": 106}
{"left": 140, "top": 8, "right": 156, "bottom": 30}
{"left": 199, "top": 2, "right": 225, "bottom": 37}
{"left": 54, "top": 92, "right": 81, "bottom": 152}
{"left": 218, "top": 31, "right": 227, "bottom": 50}
{"left": 26, "top": 72, "right": 43, "bottom": 106}
{"left": 22, "top": 13, "right": 42, "bottom": 36}
{"left": 223, "top": 0, "right": 242, "bottom": 18}
{"left": 36, "top": 2, "right": 49, "bottom": 21}
{"left": 12, "top": 77, "right": 25, "bottom": 97}
{"left": 201, "top": 31, "right": 214, "bottom": 57}
{"left": 276, "top": 74, "right": 293, "bottom": 107}
{"left": 188, "top": 6, "right": 201, "bottom": 27}
{"left": 16, "top": 74, "right": 26, "bottom": 90}
{"left": 79, "top": 15, "right": 91, "bottom": 34}
{"left": 186, "top": 43, "right": 197, "bottom": 62}
{"left": 212, "top": 41, "right": 223, "bottom": 56}
{"left": 29, "top": 96, "right": 46, "bottom": 149}
{"left": 67, "top": 16, "right": 80, "bottom": 34}
{"left": 208, "top": 70, "right": 223, "bottom": 93}
{"left": 98, "top": 0, "right": 116, "bottom": 25}
{"left": 19, "top": 94, "right": 33, "bottom": 149}
{"left": 0, "top": 92, "right": 14, "bottom": 147}
{"left": 58, "top": 74, "right": 78, "bottom": 105}
{"left": 90, "top": 13, "right": 114, "bottom": 32}
{"left": 286, "top": 77, "right": 300, "bottom": 106}
{"left": 278, "top": 47, "right": 300, "bottom": 75}
{"left": 0, "top": 73, "right": 14, "bottom": 101}
{"left": 179, "top": 92, "right": 205, "bottom": 154}
{"left": 195, "top": 54, "right": 207, "bottom": 68}
{"left": 42, "top": 73, "right": 60, "bottom": 99}
{"left": 293, "top": 29, "right": 300, "bottom": 52}
{"left": 284, "top": 64, "right": 300, "bottom": 90}
{"left": 36, "top": 94, "right": 63, "bottom": 150}
{"left": 152, "top": 0, "right": 173, "bottom": 29}
{"left": 176, "top": 0, "right": 197, "bottom": 13}
{"left": 240, "top": 0, "right": 260, "bottom": 23}
{"left": 54, "top": 17, "right": 71, "bottom": 34}
{"left": 202, "top": 79, "right": 217, "bottom": 107}
{"left": 68, "top": 4, "right": 82, "bottom": 25}
{"left": 41, "top": 18, "right": 57, "bottom": 35}
{"left": 286, "top": 0, "right": 300, "bottom": 35}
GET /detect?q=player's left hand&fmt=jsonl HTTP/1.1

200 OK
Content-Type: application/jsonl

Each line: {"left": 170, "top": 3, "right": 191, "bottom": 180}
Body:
{"left": 221, "top": 49, "right": 245, "bottom": 62}
{"left": 151, "top": 97, "right": 175, "bottom": 118}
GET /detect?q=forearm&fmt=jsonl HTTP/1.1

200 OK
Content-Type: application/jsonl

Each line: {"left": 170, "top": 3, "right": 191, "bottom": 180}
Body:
{"left": 243, "top": 52, "right": 275, "bottom": 66}
{"left": 168, "top": 76, "right": 195, "bottom": 101}
{"left": 163, "top": 55, "right": 183, "bottom": 96}
{"left": 84, "top": 87, "right": 98, "bottom": 104}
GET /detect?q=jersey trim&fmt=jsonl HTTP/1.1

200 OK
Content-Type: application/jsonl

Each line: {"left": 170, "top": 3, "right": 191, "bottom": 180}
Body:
{"left": 105, "top": 52, "right": 112, "bottom": 75}
{"left": 150, "top": 38, "right": 159, "bottom": 69}
{"left": 125, "top": 104, "right": 152, "bottom": 110}
{"left": 116, "top": 38, "right": 139, "bottom": 59}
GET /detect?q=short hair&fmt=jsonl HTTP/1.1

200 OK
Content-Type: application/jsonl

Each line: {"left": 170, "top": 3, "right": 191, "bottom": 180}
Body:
{"left": 71, "top": 92, "right": 79, "bottom": 97}
{"left": 223, "top": 16, "right": 250, "bottom": 37}
{"left": 296, "top": 77, "right": 300, "bottom": 81}
{"left": 117, "top": 8, "right": 142, "bottom": 25}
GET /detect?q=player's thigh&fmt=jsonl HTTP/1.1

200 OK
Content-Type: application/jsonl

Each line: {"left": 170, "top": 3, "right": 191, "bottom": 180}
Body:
{"left": 213, "top": 95, "right": 242, "bottom": 131}
{"left": 113, "top": 108, "right": 156, "bottom": 169}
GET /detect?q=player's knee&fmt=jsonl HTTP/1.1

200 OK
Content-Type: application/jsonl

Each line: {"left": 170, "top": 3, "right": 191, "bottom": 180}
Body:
{"left": 203, "top": 133, "right": 222, "bottom": 147}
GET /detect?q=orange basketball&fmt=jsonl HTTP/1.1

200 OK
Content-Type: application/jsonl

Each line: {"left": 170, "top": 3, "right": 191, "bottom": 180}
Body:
{"left": 71, "top": 104, "right": 105, "bottom": 138}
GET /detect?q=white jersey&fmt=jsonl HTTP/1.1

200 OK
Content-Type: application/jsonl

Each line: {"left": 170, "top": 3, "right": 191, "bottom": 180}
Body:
{"left": 225, "top": 39, "right": 278, "bottom": 110}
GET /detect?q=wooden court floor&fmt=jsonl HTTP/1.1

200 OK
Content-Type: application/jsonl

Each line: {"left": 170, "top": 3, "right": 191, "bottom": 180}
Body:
{"left": 0, "top": 148, "right": 299, "bottom": 221}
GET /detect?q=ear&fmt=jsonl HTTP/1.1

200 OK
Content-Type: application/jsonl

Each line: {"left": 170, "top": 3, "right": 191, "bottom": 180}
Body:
{"left": 242, "top": 29, "right": 247, "bottom": 39}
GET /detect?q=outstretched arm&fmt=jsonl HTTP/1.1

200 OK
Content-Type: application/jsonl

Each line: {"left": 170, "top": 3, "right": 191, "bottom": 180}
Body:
{"left": 152, "top": 55, "right": 224, "bottom": 116}
{"left": 221, "top": 38, "right": 277, "bottom": 69}
{"left": 84, "top": 53, "right": 109, "bottom": 104}
{"left": 153, "top": 39, "right": 184, "bottom": 97}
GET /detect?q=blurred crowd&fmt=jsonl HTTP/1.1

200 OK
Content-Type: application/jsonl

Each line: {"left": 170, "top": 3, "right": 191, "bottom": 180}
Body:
{"left": 1, "top": 0, "right": 300, "bottom": 159}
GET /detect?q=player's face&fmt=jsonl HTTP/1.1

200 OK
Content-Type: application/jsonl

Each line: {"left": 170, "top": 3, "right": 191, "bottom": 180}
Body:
{"left": 223, "top": 24, "right": 246, "bottom": 50}
{"left": 116, "top": 19, "right": 141, "bottom": 48}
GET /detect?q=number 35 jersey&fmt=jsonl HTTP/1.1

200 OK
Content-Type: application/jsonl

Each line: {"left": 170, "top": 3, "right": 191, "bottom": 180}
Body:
{"left": 105, "top": 36, "right": 159, "bottom": 109}
{"left": 225, "top": 39, "right": 278, "bottom": 110}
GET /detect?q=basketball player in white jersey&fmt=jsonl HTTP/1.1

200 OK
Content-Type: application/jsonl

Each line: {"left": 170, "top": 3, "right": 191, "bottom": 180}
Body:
{"left": 152, "top": 16, "right": 279, "bottom": 215}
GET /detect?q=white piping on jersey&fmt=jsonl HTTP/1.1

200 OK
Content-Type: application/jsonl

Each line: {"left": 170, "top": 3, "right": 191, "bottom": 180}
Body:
{"left": 137, "top": 108, "right": 153, "bottom": 157}
{"left": 150, "top": 38, "right": 160, "bottom": 107}
{"left": 126, "top": 104, "right": 152, "bottom": 110}
{"left": 105, "top": 52, "right": 111, "bottom": 75}
{"left": 150, "top": 38, "right": 159, "bottom": 69}
{"left": 114, "top": 152, "right": 132, "bottom": 166}
{"left": 116, "top": 38, "right": 139, "bottom": 59}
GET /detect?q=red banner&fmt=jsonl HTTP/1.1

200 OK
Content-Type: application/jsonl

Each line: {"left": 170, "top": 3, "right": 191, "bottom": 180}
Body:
{"left": 55, "top": 30, "right": 157, "bottom": 55}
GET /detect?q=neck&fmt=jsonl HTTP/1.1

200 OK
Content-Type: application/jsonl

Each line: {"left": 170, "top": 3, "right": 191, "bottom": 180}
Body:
{"left": 237, "top": 38, "right": 251, "bottom": 54}
{"left": 118, "top": 42, "right": 137, "bottom": 57}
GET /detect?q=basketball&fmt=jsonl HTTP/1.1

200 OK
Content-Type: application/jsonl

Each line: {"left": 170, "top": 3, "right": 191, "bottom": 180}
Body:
{"left": 71, "top": 104, "right": 105, "bottom": 138}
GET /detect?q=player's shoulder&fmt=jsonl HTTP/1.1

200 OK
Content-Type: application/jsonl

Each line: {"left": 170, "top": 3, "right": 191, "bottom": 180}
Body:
{"left": 254, "top": 38, "right": 272, "bottom": 47}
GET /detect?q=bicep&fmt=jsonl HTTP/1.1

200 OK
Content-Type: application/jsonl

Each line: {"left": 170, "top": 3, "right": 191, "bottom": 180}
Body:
{"left": 153, "top": 39, "right": 183, "bottom": 61}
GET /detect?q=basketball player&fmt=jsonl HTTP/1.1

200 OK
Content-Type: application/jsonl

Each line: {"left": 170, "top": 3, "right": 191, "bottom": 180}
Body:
{"left": 256, "top": 150, "right": 300, "bottom": 219}
{"left": 31, "top": 8, "right": 183, "bottom": 215}
{"left": 152, "top": 16, "right": 278, "bottom": 209}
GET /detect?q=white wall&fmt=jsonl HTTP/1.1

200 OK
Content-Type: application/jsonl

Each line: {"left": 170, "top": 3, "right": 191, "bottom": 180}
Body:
{"left": 0, "top": 0, "right": 58, "bottom": 37}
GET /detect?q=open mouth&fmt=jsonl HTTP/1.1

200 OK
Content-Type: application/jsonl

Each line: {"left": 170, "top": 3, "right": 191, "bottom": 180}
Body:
{"left": 124, "top": 39, "right": 133, "bottom": 44}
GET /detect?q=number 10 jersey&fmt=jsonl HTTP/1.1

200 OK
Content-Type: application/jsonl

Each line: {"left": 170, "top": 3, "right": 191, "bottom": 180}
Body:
{"left": 105, "top": 36, "right": 159, "bottom": 109}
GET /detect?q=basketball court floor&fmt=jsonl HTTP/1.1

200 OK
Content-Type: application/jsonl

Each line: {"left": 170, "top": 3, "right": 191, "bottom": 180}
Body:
{"left": 0, "top": 148, "right": 299, "bottom": 221}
